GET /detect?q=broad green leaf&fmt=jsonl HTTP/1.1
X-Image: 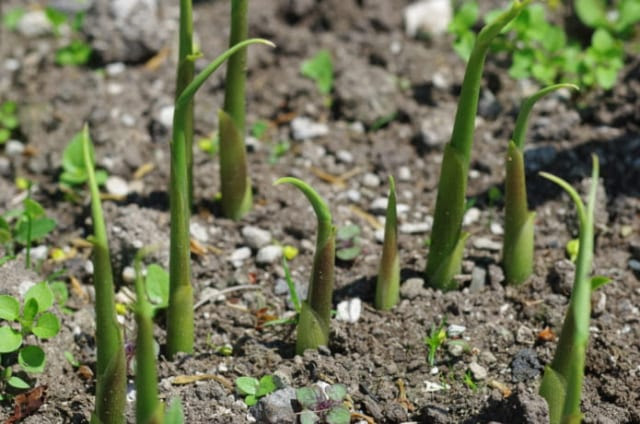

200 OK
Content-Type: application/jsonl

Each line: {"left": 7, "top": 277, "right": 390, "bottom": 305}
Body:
{"left": 591, "top": 28, "right": 615, "bottom": 53}
{"left": 326, "top": 384, "right": 347, "bottom": 402}
{"left": 22, "top": 298, "right": 38, "bottom": 323}
{"left": 326, "top": 405, "right": 351, "bottom": 424}
{"left": 300, "top": 410, "right": 320, "bottom": 424}
{"left": 235, "top": 376, "right": 259, "bottom": 396}
{"left": 25, "top": 281, "right": 55, "bottom": 313}
{"left": 574, "top": 0, "right": 607, "bottom": 28}
{"left": 591, "top": 275, "right": 612, "bottom": 291}
{"left": 32, "top": 312, "right": 60, "bottom": 339}
{"left": 44, "top": 7, "right": 67, "bottom": 30}
{"left": 336, "top": 246, "right": 361, "bottom": 261}
{"left": 0, "top": 295, "right": 20, "bottom": 321}
{"left": 23, "top": 198, "right": 45, "bottom": 218}
{"left": 256, "top": 375, "right": 276, "bottom": 397}
{"left": 145, "top": 264, "right": 169, "bottom": 308}
{"left": 0, "top": 326, "right": 22, "bottom": 352}
{"left": 300, "top": 50, "right": 334, "bottom": 94}
{"left": 7, "top": 375, "right": 30, "bottom": 389}
{"left": 15, "top": 217, "right": 56, "bottom": 244}
{"left": 62, "top": 131, "right": 93, "bottom": 176}
{"left": 164, "top": 397, "right": 184, "bottom": 424}
{"left": 296, "top": 386, "right": 320, "bottom": 409}
{"left": 18, "top": 345, "right": 45, "bottom": 373}
{"left": 595, "top": 66, "right": 618, "bottom": 90}
{"left": 336, "top": 224, "right": 360, "bottom": 240}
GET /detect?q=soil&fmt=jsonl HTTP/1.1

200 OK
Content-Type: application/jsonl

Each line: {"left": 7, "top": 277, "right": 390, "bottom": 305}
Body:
{"left": 1, "top": 0, "right": 640, "bottom": 423}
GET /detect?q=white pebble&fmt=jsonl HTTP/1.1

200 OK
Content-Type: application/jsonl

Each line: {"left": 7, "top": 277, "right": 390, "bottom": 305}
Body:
{"left": 5, "top": 140, "right": 24, "bottom": 156}
{"left": 105, "top": 176, "right": 130, "bottom": 197}
{"left": 400, "top": 219, "right": 433, "bottom": 234}
{"left": 404, "top": 0, "right": 452, "bottom": 37}
{"left": 336, "top": 150, "right": 354, "bottom": 164}
{"left": 229, "top": 247, "right": 251, "bottom": 268}
{"left": 241, "top": 226, "right": 272, "bottom": 249}
{"left": 422, "top": 380, "right": 449, "bottom": 393}
{"left": 291, "top": 117, "right": 329, "bottom": 140}
{"left": 490, "top": 221, "right": 504, "bottom": 235}
{"left": 156, "top": 105, "right": 174, "bottom": 129}
{"left": 29, "top": 245, "right": 48, "bottom": 262}
{"left": 463, "top": 207, "right": 481, "bottom": 226}
{"left": 346, "top": 189, "right": 361, "bottom": 203}
{"left": 362, "top": 173, "right": 380, "bottom": 187}
{"left": 473, "top": 237, "right": 501, "bottom": 251}
{"left": 106, "top": 62, "right": 126, "bottom": 76}
{"left": 336, "top": 298, "right": 362, "bottom": 323}
{"left": 370, "top": 197, "right": 388, "bottom": 214}
{"left": 17, "top": 11, "right": 53, "bottom": 38}
{"left": 256, "top": 245, "right": 283, "bottom": 265}
{"left": 190, "top": 221, "right": 209, "bottom": 243}
{"left": 398, "top": 166, "right": 411, "bottom": 181}
{"left": 469, "top": 362, "right": 488, "bottom": 381}
{"left": 447, "top": 324, "right": 466, "bottom": 337}
{"left": 122, "top": 266, "right": 136, "bottom": 284}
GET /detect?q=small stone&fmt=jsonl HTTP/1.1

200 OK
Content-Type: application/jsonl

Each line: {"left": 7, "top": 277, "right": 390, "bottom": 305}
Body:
{"left": 336, "top": 298, "right": 362, "bottom": 323}
{"left": 252, "top": 387, "right": 297, "bottom": 424}
{"left": 488, "top": 264, "right": 505, "bottom": 286}
{"left": 375, "top": 228, "right": 385, "bottom": 243}
{"left": 511, "top": 348, "right": 542, "bottom": 383}
{"left": 106, "top": 62, "right": 126, "bottom": 76}
{"left": 524, "top": 146, "right": 557, "bottom": 173}
{"left": 432, "top": 72, "right": 448, "bottom": 89}
{"left": 401, "top": 278, "right": 426, "bottom": 299}
{"left": 29, "top": 245, "right": 48, "bottom": 262}
{"left": 346, "top": 189, "right": 361, "bottom": 203}
{"left": 336, "top": 150, "right": 354, "bottom": 164}
{"left": 469, "top": 267, "right": 486, "bottom": 293}
{"left": 121, "top": 113, "right": 135, "bottom": 127}
{"left": 122, "top": 266, "right": 136, "bottom": 283}
{"left": 398, "top": 166, "right": 412, "bottom": 181}
{"left": 229, "top": 247, "right": 251, "bottom": 267}
{"left": 463, "top": 207, "right": 481, "bottom": 226}
{"left": 473, "top": 237, "right": 501, "bottom": 251}
{"left": 447, "top": 324, "right": 466, "bottom": 337}
{"left": 190, "top": 222, "right": 209, "bottom": 243}
{"left": 291, "top": 117, "right": 329, "bottom": 140}
{"left": 370, "top": 197, "right": 389, "bottom": 214}
{"left": 515, "top": 325, "right": 535, "bottom": 345}
{"left": 629, "top": 259, "right": 640, "bottom": 272}
{"left": 423, "top": 381, "right": 449, "bottom": 392}
{"left": 156, "top": 105, "right": 174, "bottom": 130}
{"left": 241, "top": 226, "right": 272, "bottom": 249}
{"left": 362, "top": 173, "right": 380, "bottom": 187}
{"left": 105, "top": 176, "right": 130, "bottom": 197}
{"left": 18, "top": 11, "right": 53, "bottom": 38}
{"left": 448, "top": 343, "right": 464, "bottom": 357}
{"left": 490, "top": 222, "right": 504, "bottom": 235}
{"left": 400, "top": 219, "right": 433, "bottom": 234}
{"left": 4, "top": 59, "right": 20, "bottom": 72}
{"left": 592, "top": 291, "right": 606, "bottom": 316}
{"left": 256, "top": 245, "right": 283, "bottom": 265}
{"left": 480, "top": 350, "right": 497, "bottom": 364}
{"left": 0, "top": 157, "right": 10, "bottom": 176}
{"left": 5, "top": 140, "right": 24, "bottom": 156}
{"left": 404, "top": 0, "right": 452, "bottom": 37}
{"left": 469, "top": 362, "right": 488, "bottom": 381}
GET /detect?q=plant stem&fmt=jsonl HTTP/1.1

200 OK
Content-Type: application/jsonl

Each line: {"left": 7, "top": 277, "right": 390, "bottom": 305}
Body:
{"left": 220, "top": 0, "right": 251, "bottom": 220}
{"left": 375, "top": 176, "right": 399, "bottom": 310}
{"left": 274, "top": 177, "right": 335, "bottom": 354}
{"left": 82, "top": 125, "right": 126, "bottom": 424}
{"left": 425, "top": 0, "right": 529, "bottom": 290}
{"left": 167, "top": 38, "right": 274, "bottom": 358}
{"left": 177, "top": 0, "right": 194, "bottom": 206}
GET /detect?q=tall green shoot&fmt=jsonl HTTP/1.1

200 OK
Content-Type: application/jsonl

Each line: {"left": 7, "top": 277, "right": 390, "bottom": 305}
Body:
{"left": 503, "top": 83, "right": 578, "bottom": 285}
{"left": 167, "top": 38, "right": 274, "bottom": 358}
{"left": 539, "top": 155, "right": 609, "bottom": 424}
{"left": 177, "top": 0, "right": 195, "bottom": 206}
{"left": 219, "top": 0, "right": 252, "bottom": 220}
{"left": 82, "top": 125, "right": 126, "bottom": 424}
{"left": 425, "top": 0, "right": 530, "bottom": 291}
{"left": 274, "top": 178, "right": 335, "bottom": 354}
{"left": 375, "top": 176, "right": 399, "bottom": 310}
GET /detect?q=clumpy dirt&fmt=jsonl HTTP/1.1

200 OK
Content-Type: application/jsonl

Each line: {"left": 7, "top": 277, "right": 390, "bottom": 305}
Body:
{"left": 1, "top": 0, "right": 640, "bottom": 423}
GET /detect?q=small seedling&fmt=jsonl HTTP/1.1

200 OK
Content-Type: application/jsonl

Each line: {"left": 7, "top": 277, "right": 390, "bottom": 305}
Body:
{"left": 0, "top": 281, "right": 61, "bottom": 398}
{"left": 59, "top": 130, "right": 108, "bottom": 187}
{"left": 424, "top": 318, "right": 447, "bottom": 366}
{"left": 0, "top": 100, "right": 19, "bottom": 144}
{"left": 268, "top": 140, "right": 291, "bottom": 164}
{"left": 463, "top": 370, "right": 478, "bottom": 391}
{"left": 43, "top": 8, "right": 92, "bottom": 66}
{"left": 251, "top": 120, "right": 269, "bottom": 140}
{"left": 275, "top": 177, "right": 335, "bottom": 354}
{"left": 375, "top": 175, "right": 399, "bottom": 310}
{"left": 144, "top": 263, "right": 169, "bottom": 316}
{"left": 235, "top": 375, "right": 277, "bottom": 406}
{"left": 539, "top": 155, "right": 612, "bottom": 424}
{"left": 300, "top": 50, "right": 334, "bottom": 95}
{"left": 335, "top": 224, "right": 361, "bottom": 262}
{"left": 2, "top": 7, "right": 25, "bottom": 30}
{"left": 295, "top": 383, "right": 350, "bottom": 424}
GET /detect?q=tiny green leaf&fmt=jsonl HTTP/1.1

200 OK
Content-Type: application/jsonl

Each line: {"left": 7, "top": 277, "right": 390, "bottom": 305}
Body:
{"left": 256, "top": 375, "right": 276, "bottom": 397}
{"left": 22, "top": 298, "right": 38, "bottom": 324}
{"left": 64, "top": 350, "right": 80, "bottom": 367}
{"left": 145, "top": 264, "right": 169, "bottom": 309}
{"left": 296, "top": 386, "right": 321, "bottom": 409}
{"left": 18, "top": 345, "right": 46, "bottom": 373}
{"left": 0, "top": 295, "right": 20, "bottom": 321}
{"left": 336, "top": 224, "right": 360, "bottom": 241}
{"left": 326, "top": 405, "right": 351, "bottom": 424}
{"left": 164, "top": 397, "right": 184, "bottom": 424}
{"left": 325, "top": 384, "right": 347, "bottom": 402}
{"left": 7, "top": 375, "right": 30, "bottom": 389}
{"left": 300, "top": 410, "right": 320, "bottom": 424}
{"left": 336, "top": 246, "right": 361, "bottom": 261}
{"left": 0, "top": 326, "right": 22, "bottom": 352}
{"left": 591, "top": 275, "right": 612, "bottom": 291}
{"left": 32, "top": 311, "right": 60, "bottom": 339}
{"left": 25, "top": 281, "right": 55, "bottom": 314}
{"left": 300, "top": 50, "right": 334, "bottom": 94}
{"left": 245, "top": 395, "right": 257, "bottom": 406}
{"left": 236, "top": 376, "right": 259, "bottom": 396}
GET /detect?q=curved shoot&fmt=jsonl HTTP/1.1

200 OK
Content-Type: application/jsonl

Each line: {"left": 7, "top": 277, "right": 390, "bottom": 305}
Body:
{"left": 375, "top": 176, "right": 400, "bottom": 310}
{"left": 274, "top": 177, "right": 335, "bottom": 354}
{"left": 426, "top": 0, "right": 530, "bottom": 290}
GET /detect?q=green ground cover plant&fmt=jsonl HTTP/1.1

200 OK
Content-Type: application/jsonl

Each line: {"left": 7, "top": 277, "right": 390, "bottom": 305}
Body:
{"left": 295, "top": 383, "right": 350, "bottom": 424}
{"left": 235, "top": 375, "right": 277, "bottom": 406}
{"left": 503, "top": 83, "right": 578, "bottom": 285}
{"left": 275, "top": 177, "right": 335, "bottom": 354}
{"left": 0, "top": 100, "right": 19, "bottom": 144}
{"left": 300, "top": 50, "right": 334, "bottom": 96}
{"left": 0, "top": 281, "right": 61, "bottom": 398}
{"left": 426, "top": 0, "right": 530, "bottom": 291}
{"left": 539, "top": 155, "right": 611, "bottom": 424}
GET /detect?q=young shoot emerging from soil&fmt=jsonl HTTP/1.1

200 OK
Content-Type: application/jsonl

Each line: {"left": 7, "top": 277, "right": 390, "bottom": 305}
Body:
{"left": 425, "top": 0, "right": 530, "bottom": 291}
{"left": 538, "top": 155, "right": 611, "bottom": 424}
{"left": 503, "top": 83, "right": 578, "bottom": 285}
{"left": 274, "top": 177, "right": 335, "bottom": 354}
{"left": 375, "top": 175, "right": 399, "bottom": 310}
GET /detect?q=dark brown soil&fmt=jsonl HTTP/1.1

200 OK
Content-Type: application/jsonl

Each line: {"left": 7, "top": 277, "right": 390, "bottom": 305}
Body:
{"left": 1, "top": 0, "right": 640, "bottom": 423}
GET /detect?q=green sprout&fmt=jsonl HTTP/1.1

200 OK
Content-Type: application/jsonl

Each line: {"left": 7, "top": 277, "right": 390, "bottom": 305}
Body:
{"left": 566, "top": 239, "right": 580, "bottom": 263}
{"left": 0, "top": 281, "right": 61, "bottom": 398}
{"left": 463, "top": 370, "right": 478, "bottom": 391}
{"left": 425, "top": 0, "right": 530, "bottom": 291}
{"left": 2, "top": 7, "right": 25, "bottom": 31}
{"left": 235, "top": 375, "right": 277, "bottom": 406}
{"left": 59, "top": 130, "right": 108, "bottom": 188}
{"left": 300, "top": 50, "right": 334, "bottom": 95}
{"left": 274, "top": 177, "right": 335, "bottom": 354}
{"left": 0, "top": 101, "right": 19, "bottom": 144}
{"left": 296, "top": 383, "right": 350, "bottom": 424}
{"left": 503, "top": 83, "right": 578, "bottom": 285}
{"left": 133, "top": 248, "right": 163, "bottom": 423}
{"left": 219, "top": 0, "right": 253, "bottom": 220}
{"left": 538, "top": 155, "right": 612, "bottom": 424}
{"left": 268, "top": 140, "right": 291, "bottom": 164}
{"left": 375, "top": 176, "right": 399, "bottom": 310}
{"left": 424, "top": 318, "right": 447, "bottom": 366}
{"left": 167, "top": 37, "right": 274, "bottom": 358}
{"left": 82, "top": 125, "right": 126, "bottom": 424}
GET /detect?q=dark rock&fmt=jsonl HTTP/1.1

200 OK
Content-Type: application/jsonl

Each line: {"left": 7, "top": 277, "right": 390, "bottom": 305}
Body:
{"left": 511, "top": 348, "right": 542, "bottom": 383}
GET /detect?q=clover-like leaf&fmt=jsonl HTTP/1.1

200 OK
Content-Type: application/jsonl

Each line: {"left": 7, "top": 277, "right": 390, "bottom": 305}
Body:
{"left": 32, "top": 312, "right": 60, "bottom": 339}
{"left": 25, "top": 281, "right": 54, "bottom": 314}
{"left": 300, "top": 410, "right": 320, "bottom": 424}
{"left": 325, "top": 384, "right": 347, "bottom": 402}
{"left": 326, "top": 405, "right": 351, "bottom": 424}
{"left": 0, "top": 295, "right": 20, "bottom": 321}
{"left": 235, "top": 376, "right": 259, "bottom": 396}
{"left": 0, "top": 326, "right": 22, "bottom": 352}
{"left": 18, "top": 345, "right": 46, "bottom": 373}
{"left": 296, "top": 386, "right": 321, "bottom": 409}
{"left": 256, "top": 375, "right": 276, "bottom": 397}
